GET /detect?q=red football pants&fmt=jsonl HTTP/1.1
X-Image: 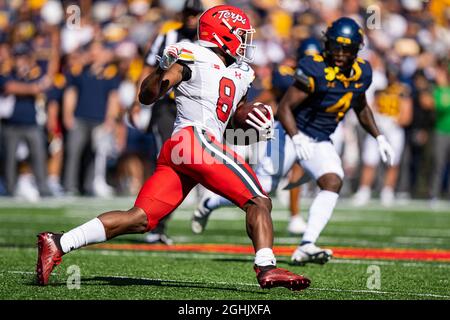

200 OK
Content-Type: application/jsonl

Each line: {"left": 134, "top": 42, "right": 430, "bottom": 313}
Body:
{"left": 134, "top": 126, "right": 267, "bottom": 231}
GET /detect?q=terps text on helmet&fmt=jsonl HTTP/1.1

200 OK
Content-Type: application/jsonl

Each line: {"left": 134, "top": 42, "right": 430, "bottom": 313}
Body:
{"left": 216, "top": 10, "right": 247, "bottom": 25}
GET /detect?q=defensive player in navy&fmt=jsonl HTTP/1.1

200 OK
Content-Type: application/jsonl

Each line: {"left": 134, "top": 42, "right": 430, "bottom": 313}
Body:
{"left": 278, "top": 17, "right": 395, "bottom": 265}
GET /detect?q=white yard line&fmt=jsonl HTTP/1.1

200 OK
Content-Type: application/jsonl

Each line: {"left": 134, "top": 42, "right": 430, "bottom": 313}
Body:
{"left": 4, "top": 247, "right": 450, "bottom": 268}
{"left": 168, "top": 235, "right": 446, "bottom": 248}
{"left": 4, "top": 270, "right": 450, "bottom": 299}
{"left": 87, "top": 250, "right": 450, "bottom": 268}
{"left": 0, "top": 197, "right": 449, "bottom": 213}
{"left": 1, "top": 213, "right": 449, "bottom": 245}
{"left": 307, "top": 287, "right": 450, "bottom": 299}
{"left": 393, "top": 236, "right": 450, "bottom": 245}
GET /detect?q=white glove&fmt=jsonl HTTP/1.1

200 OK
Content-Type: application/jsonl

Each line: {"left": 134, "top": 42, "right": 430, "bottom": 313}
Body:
{"left": 245, "top": 103, "right": 275, "bottom": 141}
{"left": 376, "top": 135, "right": 395, "bottom": 166}
{"left": 124, "top": 104, "right": 153, "bottom": 132}
{"left": 159, "top": 45, "right": 180, "bottom": 70}
{"left": 292, "top": 132, "right": 313, "bottom": 161}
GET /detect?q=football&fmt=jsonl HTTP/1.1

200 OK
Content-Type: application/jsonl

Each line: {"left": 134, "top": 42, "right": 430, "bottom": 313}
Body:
{"left": 232, "top": 102, "right": 272, "bottom": 130}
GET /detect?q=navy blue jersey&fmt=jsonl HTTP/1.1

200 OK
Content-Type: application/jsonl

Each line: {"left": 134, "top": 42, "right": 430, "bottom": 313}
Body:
{"left": 46, "top": 85, "right": 63, "bottom": 104}
{"left": 5, "top": 64, "right": 45, "bottom": 126}
{"left": 294, "top": 54, "right": 372, "bottom": 141}
{"left": 46, "top": 74, "right": 67, "bottom": 104}
{"left": 66, "top": 64, "right": 121, "bottom": 123}
{"left": 0, "top": 74, "right": 7, "bottom": 92}
{"left": 271, "top": 64, "right": 295, "bottom": 102}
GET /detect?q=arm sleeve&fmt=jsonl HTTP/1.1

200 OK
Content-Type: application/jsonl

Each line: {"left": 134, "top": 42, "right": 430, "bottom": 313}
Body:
{"left": 108, "top": 74, "right": 122, "bottom": 92}
{"left": 177, "top": 62, "right": 192, "bottom": 82}
{"left": 65, "top": 71, "right": 81, "bottom": 89}
{"left": 363, "top": 62, "right": 373, "bottom": 90}
{"left": 293, "top": 57, "right": 317, "bottom": 93}
{"left": 46, "top": 86, "right": 62, "bottom": 103}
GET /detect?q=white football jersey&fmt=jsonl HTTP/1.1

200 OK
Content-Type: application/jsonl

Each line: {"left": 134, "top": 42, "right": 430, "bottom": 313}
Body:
{"left": 172, "top": 41, "right": 255, "bottom": 141}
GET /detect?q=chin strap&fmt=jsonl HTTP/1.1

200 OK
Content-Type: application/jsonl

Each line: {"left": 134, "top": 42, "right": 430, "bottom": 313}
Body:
{"left": 212, "top": 32, "right": 236, "bottom": 61}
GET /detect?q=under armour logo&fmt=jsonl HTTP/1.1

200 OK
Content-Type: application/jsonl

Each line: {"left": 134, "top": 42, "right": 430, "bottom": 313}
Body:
{"left": 235, "top": 71, "right": 242, "bottom": 79}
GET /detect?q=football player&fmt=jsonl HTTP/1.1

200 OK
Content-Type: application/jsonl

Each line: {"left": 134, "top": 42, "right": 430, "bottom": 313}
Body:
{"left": 190, "top": 37, "right": 339, "bottom": 237}
{"left": 36, "top": 5, "right": 310, "bottom": 291}
{"left": 353, "top": 67, "right": 412, "bottom": 207}
{"left": 277, "top": 17, "right": 395, "bottom": 265}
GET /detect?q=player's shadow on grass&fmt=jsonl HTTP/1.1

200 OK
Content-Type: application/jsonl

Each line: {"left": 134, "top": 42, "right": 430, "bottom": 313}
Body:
{"left": 27, "top": 277, "right": 269, "bottom": 294}
{"left": 79, "top": 276, "right": 268, "bottom": 294}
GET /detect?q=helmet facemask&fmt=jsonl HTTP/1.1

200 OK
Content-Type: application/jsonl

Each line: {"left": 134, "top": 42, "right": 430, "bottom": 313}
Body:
{"left": 214, "top": 18, "right": 256, "bottom": 63}
{"left": 324, "top": 37, "right": 362, "bottom": 72}
{"left": 235, "top": 27, "right": 256, "bottom": 63}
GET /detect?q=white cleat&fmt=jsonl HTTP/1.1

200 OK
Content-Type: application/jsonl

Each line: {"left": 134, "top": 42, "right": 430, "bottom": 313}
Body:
{"left": 287, "top": 215, "right": 307, "bottom": 235}
{"left": 380, "top": 187, "right": 394, "bottom": 207}
{"left": 15, "top": 174, "right": 40, "bottom": 203}
{"left": 47, "top": 176, "right": 65, "bottom": 197}
{"left": 352, "top": 187, "right": 371, "bottom": 207}
{"left": 191, "top": 197, "right": 212, "bottom": 234}
{"left": 291, "top": 243, "right": 333, "bottom": 266}
{"left": 93, "top": 178, "right": 114, "bottom": 198}
{"left": 144, "top": 232, "right": 174, "bottom": 245}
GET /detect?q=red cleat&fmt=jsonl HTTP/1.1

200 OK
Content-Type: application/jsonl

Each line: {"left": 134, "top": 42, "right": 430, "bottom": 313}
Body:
{"left": 254, "top": 265, "right": 310, "bottom": 291}
{"left": 36, "top": 232, "right": 64, "bottom": 286}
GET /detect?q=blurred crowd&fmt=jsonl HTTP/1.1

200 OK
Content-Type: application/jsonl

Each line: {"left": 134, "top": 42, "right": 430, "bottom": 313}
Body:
{"left": 0, "top": 0, "right": 449, "bottom": 205}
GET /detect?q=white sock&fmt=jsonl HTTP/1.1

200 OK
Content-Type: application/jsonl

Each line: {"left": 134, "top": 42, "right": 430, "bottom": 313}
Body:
{"left": 48, "top": 175, "right": 60, "bottom": 184}
{"left": 381, "top": 186, "right": 393, "bottom": 194}
{"left": 254, "top": 248, "right": 276, "bottom": 267}
{"left": 206, "top": 194, "right": 233, "bottom": 210}
{"left": 60, "top": 218, "right": 107, "bottom": 253}
{"left": 302, "top": 190, "right": 339, "bottom": 244}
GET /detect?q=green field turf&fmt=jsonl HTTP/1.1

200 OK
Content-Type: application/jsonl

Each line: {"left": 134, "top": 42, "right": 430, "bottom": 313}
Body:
{"left": 0, "top": 197, "right": 449, "bottom": 300}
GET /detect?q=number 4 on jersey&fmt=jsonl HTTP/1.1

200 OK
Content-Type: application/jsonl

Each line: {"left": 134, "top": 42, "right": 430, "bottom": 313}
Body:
{"left": 216, "top": 77, "right": 236, "bottom": 123}
{"left": 325, "top": 92, "right": 353, "bottom": 122}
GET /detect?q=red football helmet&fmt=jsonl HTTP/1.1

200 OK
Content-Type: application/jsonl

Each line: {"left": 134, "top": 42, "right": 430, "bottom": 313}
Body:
{"left": 198, "top": 5, "right": 256, "bottom": 63}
